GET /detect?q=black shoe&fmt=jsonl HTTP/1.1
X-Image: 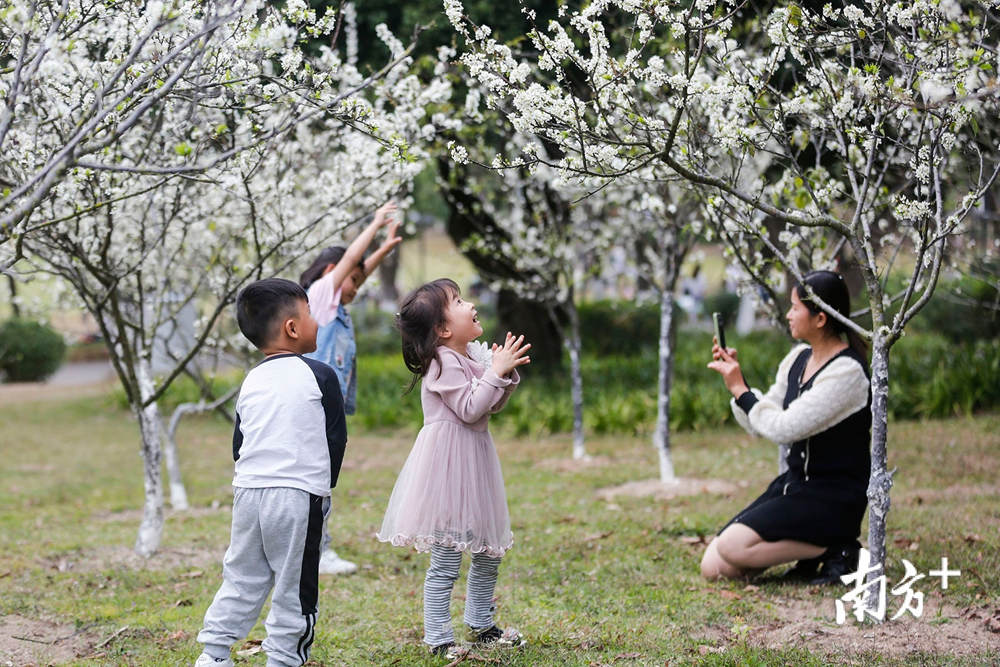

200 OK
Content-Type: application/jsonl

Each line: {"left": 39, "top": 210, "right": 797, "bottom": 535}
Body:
{"left": 470, "top": 625, "right": 525, "bottom": 647}
{"left": 781, "top": 556, "right": 822, "bottom": 581}
{"left": 810, "top": 544, "right": 860, "bottom": 586}
{"left": 430, "top": 642, "right": 457, "bottom": 658}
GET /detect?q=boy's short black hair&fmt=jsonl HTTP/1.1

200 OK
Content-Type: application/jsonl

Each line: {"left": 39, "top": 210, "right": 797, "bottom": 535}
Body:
{"left": 236, "top": 278, "right": 308, "bottom": 349}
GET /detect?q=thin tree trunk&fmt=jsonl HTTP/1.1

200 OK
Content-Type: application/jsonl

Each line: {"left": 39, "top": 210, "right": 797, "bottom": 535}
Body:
{"left": 565, "top": 302, "right": 586, "bottom": 460}
{"left": 162, "top": 384, "right": 240, "bottom": 510}
{"left": 161, "top": 414, "right": 189, "bottom": 511}
{"left": 654, "top": 282, "right": 676, "bottom": 483}
{"left": 377, "top": 249, "right": 400, "bottom": 304}
{"left": 653, "top": 227, "right": 681, "bottom": 483}
{"left": 6, "top": 275, "right": 19, "bottom": 318}
{"left": 865, "top": 334, "right": 893, "bottom": 615}
{"left": 134, "top": 358, "right": 164, "bottom": 557}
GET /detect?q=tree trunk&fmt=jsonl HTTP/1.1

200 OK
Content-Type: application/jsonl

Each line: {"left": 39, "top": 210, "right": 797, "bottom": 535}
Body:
{"left": 654, "top": 283, "right": 677, "bottom": 482}
{"left": 497, "top": 290, "right": 563, "bottom": 374}
{"left": 437, "top": 156, "right": 564, "bottom": 373}
{"left": 161, "top": 383, "right": 240, "bottom": 511}
{"left": 653, "top": 225, "right": 682, "bottom": 483}
{"left": 161, "top": 412, "right": 190, "bottom": 511}
{"left": 565, "top": 302, "right": 587, "bottom": 460}
{"left": 6, "top": 274, "right": 19, "bottom": 318}
{"left": 376, "top": 249, "right": 400, "bottom": 304}
{"left": 134, "top": 358, "right": 165, "bottom": 557}
{"left": 865, "top": 334, "right": 894, "bottom": 615}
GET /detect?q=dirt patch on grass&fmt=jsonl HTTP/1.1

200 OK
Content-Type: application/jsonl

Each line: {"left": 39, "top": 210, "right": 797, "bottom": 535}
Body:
{"left": 92, "top": 504, "right": 231, "bottom": 524}
{"left": 35, "top": 545, "right": 223, "bottom": 575}
{"left": 698, "top": 593, "right": 1000, "bottom": 661}
{"left": 596, "top": 477, "right": 742, "bottom": 501}
{"left": 897, "top": 483, "right": 1000, "bottom": 504}
{"left": 0, "top": 615, "right": 100, "bottom": 665}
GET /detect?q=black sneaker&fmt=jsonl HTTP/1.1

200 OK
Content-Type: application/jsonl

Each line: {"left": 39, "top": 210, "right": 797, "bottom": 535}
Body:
{"left": 430, "top": 642, "right": 460, "bottom": 659}
{"left": 781, "top": 556, "right": 822, "bottom": 581}
{"left": 810, "top": 544, "right": 861, "bottom": 586}
{"left": 470, "top": 625, "right": 525, "bottom": 647}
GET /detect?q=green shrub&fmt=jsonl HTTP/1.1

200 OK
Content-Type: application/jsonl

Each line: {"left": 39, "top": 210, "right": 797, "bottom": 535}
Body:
{"left": 577, "top": 299, "right": 663, "bottom": 356}
{"left": 0, "top": 318, "right": 67, "bottom": 382}
{"left": 351, "top": 328, "right": 793, "bottom": 437}
{"left": 349, "top": 329, "right": 1000, "bottom": 437}
{"left": 908, "top": 274, "right": 1000, "bottom": 342}
{"left": 702, "top": 290, "right": 740, "bottom": 330}
{"left": 869, "top": 271, "right": 1000, "bottom": 343}
{"left": 889, "top": 333, "right": 1000, "bottom": 419}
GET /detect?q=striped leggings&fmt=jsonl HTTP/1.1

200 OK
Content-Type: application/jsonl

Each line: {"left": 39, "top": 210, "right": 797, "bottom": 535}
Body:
{"left": 423, "top": 544, "right": 501, "bottom": 647}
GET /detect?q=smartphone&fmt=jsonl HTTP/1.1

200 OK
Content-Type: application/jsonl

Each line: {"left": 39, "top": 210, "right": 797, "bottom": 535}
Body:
{"left": 713, "top": 312, "right": 727, "bottom": 351}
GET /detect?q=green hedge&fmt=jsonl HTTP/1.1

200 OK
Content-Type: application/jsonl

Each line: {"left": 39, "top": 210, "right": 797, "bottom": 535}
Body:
{"left": 0, "top": 318, "right": 67, "bottom": 382}
{"left": 348, "top": 331, "right": 1000, "bottom": 436}
{"left": 138, "top": 328, "right": 1000, "bottom": 436}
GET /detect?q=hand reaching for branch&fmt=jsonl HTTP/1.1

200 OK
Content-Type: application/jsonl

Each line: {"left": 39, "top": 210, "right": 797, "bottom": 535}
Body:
{"left": 381, "top": 217, "right": 402, "bottom": 253}
{"left": 491, "top": 332, "right": 531, "bottom": 377}
{"left": 374, "top": 200, "right": 398, "bottom": 227}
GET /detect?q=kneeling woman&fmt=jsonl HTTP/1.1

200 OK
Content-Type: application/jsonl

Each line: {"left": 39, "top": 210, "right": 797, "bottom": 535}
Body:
{"left": 702, "top": 270, "right": 870, "bottom": 583}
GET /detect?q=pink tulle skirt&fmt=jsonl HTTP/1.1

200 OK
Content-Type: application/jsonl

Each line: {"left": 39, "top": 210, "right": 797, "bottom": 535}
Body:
{"left": 377, "top": 421, "right": 513, "bottom": 557}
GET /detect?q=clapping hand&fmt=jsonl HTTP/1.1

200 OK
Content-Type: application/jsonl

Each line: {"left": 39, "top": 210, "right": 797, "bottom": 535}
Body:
{"left": 491, "top": 332, "right": 531, "bottom": 377}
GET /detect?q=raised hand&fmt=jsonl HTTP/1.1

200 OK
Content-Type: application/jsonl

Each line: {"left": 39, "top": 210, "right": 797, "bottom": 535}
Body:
{"left": 374, "top": 200, "right": 398, "bottom": 227}
{"left": 491, "top": 332, "right": 531, "bottom": 377}
{"left": 707, "top": 338, "right": 747, "bottom": 397}
{"left": 381, "top": 217, "right": 403, "bottom": 253}
{"left": 711, "top": 337, "right": 738, "bottom": 361}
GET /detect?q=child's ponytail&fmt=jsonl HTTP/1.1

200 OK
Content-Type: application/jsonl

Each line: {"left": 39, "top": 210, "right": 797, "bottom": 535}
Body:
{"left": 396, "top": 278, "right": 459, "bottom": 394}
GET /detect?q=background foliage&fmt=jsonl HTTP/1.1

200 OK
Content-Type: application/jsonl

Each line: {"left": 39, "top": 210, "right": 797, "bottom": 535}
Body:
{"left": 134, "top": 299, "right": 1000, "bottom": 436}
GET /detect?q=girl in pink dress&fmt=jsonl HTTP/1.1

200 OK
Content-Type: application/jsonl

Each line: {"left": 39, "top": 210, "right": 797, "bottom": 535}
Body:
{"left": 377, "top": 278, "right": 530, "bottom": 657}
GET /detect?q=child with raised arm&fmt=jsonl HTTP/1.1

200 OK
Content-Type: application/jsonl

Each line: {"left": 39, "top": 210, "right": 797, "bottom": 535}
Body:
{"left": 194, "top": 279, "right": 347, "bottom": 667}
{"left": 377, "top": 278, "right": 530, "bottom": 658}
{"left": 299, "top": 200, "right": 401, "bottom": 575}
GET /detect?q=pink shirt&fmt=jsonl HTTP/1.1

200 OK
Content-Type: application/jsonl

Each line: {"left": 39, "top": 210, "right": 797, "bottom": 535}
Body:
{"left": 306, "top": 270, "right": 342, "bottom": 327}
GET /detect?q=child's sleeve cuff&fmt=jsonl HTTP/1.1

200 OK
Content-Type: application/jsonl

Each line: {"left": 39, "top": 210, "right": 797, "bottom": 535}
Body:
{"left": 481, "top": 370, "right": 513, "bottom": 388}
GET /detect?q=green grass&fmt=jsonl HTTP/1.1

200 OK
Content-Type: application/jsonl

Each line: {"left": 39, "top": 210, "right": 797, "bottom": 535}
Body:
{"left": 1, "top": 392, "right": 998, "bottom": 665}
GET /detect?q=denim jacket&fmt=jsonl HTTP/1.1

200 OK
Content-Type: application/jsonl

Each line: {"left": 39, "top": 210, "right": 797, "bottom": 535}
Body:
{"left": 307, "top": 302, "right": 357, "bottom": 415}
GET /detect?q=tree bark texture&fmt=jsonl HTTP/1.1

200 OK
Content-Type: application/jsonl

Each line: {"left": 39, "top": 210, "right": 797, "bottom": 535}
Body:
{"left": 161, "top": 416, "right": 189, "bottom": 511}
{"left": 653, "top": 226, "right": 681, "bottom": 483}
{"left": 565, "top": 302, "right": 587, "bottom": 460}
{"left": 865, "top": 335, "right": 894, "bottom": 613}
{"left": 134, "top": 358, "right": 164, "bottom": 557}
{"left": 654, "top": 283, "right": 677, "bottom": 483}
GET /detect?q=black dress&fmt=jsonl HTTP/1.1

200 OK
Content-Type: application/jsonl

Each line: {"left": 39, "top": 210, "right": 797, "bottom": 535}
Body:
{"left": 720, "top": 346, "right": 871, "bottom": 547}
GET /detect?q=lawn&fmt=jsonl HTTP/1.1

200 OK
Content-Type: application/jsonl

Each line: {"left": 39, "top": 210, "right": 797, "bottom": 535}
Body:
{"left": 1, "top": 387, "right": 998, "bottom": 666}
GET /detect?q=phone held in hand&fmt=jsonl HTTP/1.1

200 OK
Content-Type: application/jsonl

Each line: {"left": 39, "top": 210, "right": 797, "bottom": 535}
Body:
{"left": 713, "top": 312, "right": 727, "bottom": 351}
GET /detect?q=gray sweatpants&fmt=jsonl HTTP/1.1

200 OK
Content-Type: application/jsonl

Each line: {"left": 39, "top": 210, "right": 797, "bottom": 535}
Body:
{"left": 423, "top": 544, "right": 502, "bottom": 647}
{"left": 198, "top": 487, "right": 329, "bottom": 667}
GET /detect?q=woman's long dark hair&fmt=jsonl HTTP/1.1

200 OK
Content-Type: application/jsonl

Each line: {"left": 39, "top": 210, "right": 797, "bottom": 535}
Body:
{"left": 396, "top": 278, "right": 459, "bottom": 394}
{"left": 794, "top": 270, "right": 868, "bottom": 356}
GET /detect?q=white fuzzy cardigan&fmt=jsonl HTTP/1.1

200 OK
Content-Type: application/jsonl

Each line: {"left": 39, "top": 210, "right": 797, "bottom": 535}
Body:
{"left": 730, "top": 344, "right": 870, "bottom": 445}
